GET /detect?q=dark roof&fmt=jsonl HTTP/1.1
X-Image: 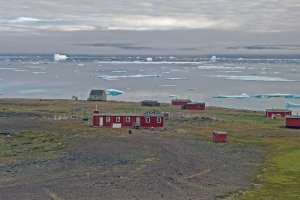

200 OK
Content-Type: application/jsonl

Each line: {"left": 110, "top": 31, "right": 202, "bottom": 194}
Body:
{"left": 90, "top": 90, "right": 106, "bottom": 96}
{"left": 266, "top": 109, "right": 290, "bottom": 112}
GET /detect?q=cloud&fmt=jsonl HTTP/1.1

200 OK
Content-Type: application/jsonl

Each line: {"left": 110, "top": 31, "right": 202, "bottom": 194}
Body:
{"left": 0, "top": 0, "right": 299, "bottom": 33}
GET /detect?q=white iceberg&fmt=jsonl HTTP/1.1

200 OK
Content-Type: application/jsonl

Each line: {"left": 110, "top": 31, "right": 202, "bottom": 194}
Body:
{"left": 54, "top": 53, "right": 68, "bottom": 61}
{"left": 146, "top": 57, "right": 153, "bottom": 62}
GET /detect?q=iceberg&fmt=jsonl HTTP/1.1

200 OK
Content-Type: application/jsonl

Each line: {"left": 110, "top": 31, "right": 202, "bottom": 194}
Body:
{"left": 105, "top": 89, "right": 124, "bottom": 96}
{"left": 213, "top": 93, "right": 250, "bottom": 99}
{"left": 210, "top": 55, "right": 217, "bottom": 62}
{"left": 54, "top": 53, "right": 68, "bottom": 61}
{"left": 285, "top": 101, "right": 300, "bottom": 108}
{"left": 146, "top": 57, "right": 153, "bottom": 62}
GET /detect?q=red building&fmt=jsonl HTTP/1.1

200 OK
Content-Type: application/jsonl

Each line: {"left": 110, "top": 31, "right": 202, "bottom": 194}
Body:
{"left": 182, "top": 102, "right": 205, "bottom": 110}
{"left": 171, "top": 99, "right": 191, "bottom": 106}
{"left": 213, "top": 131, "right": 228, "bottom": 143}
{"left": 92, "top": 110, "right": 164, "bottom": 128}
{"left": 265, "top": 109, "right": 291, "bottom": 118}
{"left": 285, "top": 115, "right": 300, "bottom": 128}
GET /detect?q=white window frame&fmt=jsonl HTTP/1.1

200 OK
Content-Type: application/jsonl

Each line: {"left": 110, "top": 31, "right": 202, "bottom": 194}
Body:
{"left": 146, "top": 117, "right": 150, "bottom": 123}
{"left": 157, "top": 117, "right": 161, "bottom": 123}
{"left": 106, "top": 116, "right": 110, "bottom": 122}
{"left": 116, "top": 116, "right": 121, "bottom": 123}
{"left": 126, "top": 117, "right": 130, "bottom": 123}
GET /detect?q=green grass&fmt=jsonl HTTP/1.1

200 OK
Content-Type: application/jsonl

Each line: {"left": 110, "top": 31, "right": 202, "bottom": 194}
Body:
{"left": 0, "top": 131, "right": 74, "bottom": 167}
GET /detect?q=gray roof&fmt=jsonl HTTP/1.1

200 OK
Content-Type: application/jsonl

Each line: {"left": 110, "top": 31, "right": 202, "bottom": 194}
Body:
{"left": 90, "top": 90, "right": 106, "bottom": 96}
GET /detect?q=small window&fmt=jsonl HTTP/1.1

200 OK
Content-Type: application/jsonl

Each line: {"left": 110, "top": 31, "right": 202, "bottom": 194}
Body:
{"left": 116, "top": 116, "right": 121, "bottom": 123}
{"left": 146, "top": 117, "right": 150, "bottom": 123}
{"left": 157, "top": 117, "right": 161, "bottom": 123}
{"left": 126, "top": 117, "right": 130, "bottom": 123}
{"left": 106, "top": 116, "right": 110, "bottom": 122}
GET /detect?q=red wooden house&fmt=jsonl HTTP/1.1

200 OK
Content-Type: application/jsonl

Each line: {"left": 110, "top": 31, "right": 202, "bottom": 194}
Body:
{"left": 213, "top": 131, "right": 228, "bottom": 143}
{"left": 171, "top": 99, "right": 191, "bottom": 106}
{"left": 92, "top": 110, "right": 164, "bottom": 128}
{"left": 181, "top": 102, "right": 205, "bottom": 110}
{"left": 285, "top": 115, "right": 300, "bottom": 128}
{"left": 265, "top": 109, "right": 291, "bottom": 118}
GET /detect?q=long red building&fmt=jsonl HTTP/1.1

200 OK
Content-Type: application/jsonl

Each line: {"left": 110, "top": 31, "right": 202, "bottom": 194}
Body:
{"left": 285, "top": 115, "right": 300, "bottom": 128}
{"left": 182, "top": 102, "right": 205, "bottom": 110}
{"left": 171, "top": 99, "right": 191, "bottom": 106}
{"left": 92, "top": 110, "right": 164, "bottom": 128}
{"left": 265, "top": 109, "right": 291, "bottom": 118}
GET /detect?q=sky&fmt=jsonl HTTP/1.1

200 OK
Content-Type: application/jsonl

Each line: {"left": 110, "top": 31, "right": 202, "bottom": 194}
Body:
{"left": 1, "top": 0, "right": 300, "bottom": 55}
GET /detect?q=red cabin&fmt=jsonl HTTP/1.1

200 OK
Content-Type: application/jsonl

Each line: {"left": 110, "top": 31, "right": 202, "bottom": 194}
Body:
{"left": 92, "top": 110, "right": 164, "bottom": 128}
{"left": 182, "top": 102, "right": 205, "bottom": 110}
{"left": 285, "top": 115, "right": 300, "bottom": 128}
{"left": 171, "top": 99, "right": 191, "bottom": 106}
{"left": 213, "top": 131, "right": 228, "bottom": 143}
{"left": 265, "top": 109, "right": 291, "bottom": 118}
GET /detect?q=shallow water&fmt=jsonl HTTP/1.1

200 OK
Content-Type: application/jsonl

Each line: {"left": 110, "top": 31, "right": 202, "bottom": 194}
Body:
{"left": 0, "top": 54, "right": 300, "bottom": 113}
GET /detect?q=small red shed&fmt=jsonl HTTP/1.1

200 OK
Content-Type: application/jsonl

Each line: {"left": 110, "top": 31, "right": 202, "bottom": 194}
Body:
{"left": 213, "top": 131, "right": 228, "bottom": 143}
{"left": 285, "top": 115, "right": 300, "bottom": 128}
{"left": 182, "top": 102, "right": 205, "bottom": 110}
{"left": 171, "top": 99, "right": 191, "bottom": 106}
{"left": 265, "top": 109, "right": 291, "bottom": 118}
{"left": 92, "top": 110, "right": 164, "bottom": 128}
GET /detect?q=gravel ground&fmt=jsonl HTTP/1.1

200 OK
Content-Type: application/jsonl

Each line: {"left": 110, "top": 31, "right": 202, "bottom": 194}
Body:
{"left": 0, "top": 132, "right": 263, "bottom": 200}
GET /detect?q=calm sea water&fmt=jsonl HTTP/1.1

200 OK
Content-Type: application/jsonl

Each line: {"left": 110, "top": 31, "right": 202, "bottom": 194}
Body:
{"left": 0, "top": 54, "right": 300, "bottom": 113}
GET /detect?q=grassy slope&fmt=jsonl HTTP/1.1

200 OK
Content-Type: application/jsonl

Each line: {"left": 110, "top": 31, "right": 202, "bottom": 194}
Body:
{"left": 0, "top": 99, "right": 299, "bottom": 199}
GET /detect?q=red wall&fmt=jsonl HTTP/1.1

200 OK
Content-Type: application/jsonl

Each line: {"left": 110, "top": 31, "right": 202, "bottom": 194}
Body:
{"left": 266, "top": 111, "right": 291, "bottom": 118}
{"left": 140, "top": 116, "right": 164, "bottom": 127}
{"left": 213, "top": 133, "right": 228, "bottom": 143}
{"left": 285, "top": 117, "right": 300, "bottom": 128}
{"left": 186, "top": 104, "right": 205, "bottom": 110}
{"left": 172, "top": 100, "right": 190, "bottom": 106}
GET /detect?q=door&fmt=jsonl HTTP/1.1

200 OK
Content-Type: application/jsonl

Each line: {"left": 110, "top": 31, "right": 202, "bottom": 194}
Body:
{"left": 99, "top": 117, "right": 103, "bottom": 126}
{"left": 136, "top": 117, "right": 140, "bottom": 125}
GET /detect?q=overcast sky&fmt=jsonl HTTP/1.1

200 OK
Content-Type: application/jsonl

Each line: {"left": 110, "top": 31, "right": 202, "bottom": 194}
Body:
{"left": 1, "top": 0, "right": 300, "bottom": 55}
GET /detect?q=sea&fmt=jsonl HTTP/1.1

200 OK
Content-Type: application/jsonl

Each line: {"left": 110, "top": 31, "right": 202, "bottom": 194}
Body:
{"left": 0, "top": 54, "right": 300, "bottom": 113}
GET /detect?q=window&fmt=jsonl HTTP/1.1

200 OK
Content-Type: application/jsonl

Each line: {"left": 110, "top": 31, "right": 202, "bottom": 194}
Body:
{"left": 106, "top": 116, "right": 110, "bottom": 122}
{"left": 146, "top": 117, "right": 150, "bottom": 123}
{"left": 126, "top": 117, "right": 130, "bottom": 123}
{"left": 116, "top": 116, "right": 121, "bottom": 123}
{"left": 157, "top": 117, "right": 161, "bottom": 123}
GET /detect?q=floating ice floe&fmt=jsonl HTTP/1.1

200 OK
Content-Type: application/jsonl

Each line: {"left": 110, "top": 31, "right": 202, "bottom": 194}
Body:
{"left": 33, "top": 71, "right": 47, "bottom": 74}
{"left": 253, "top": 93, "right": 300, "bottom": 99}
{"left": 112, "top": 70, "right": 127, "bottom": 73}
{"left": 209, "top": 75, "right": 298, "bottom": 82}
{"left": 169, "top": 95, "right": 178, "bottom": 98}
{"left": 197, "top": 66, "right": 245, "bottom": 70}
{"left": 157, "top": 85, "right": 177, "bottom": 87}
{"left": 93, "top": 74, "right": 161, "bottom": 81}
{"left": 165, "top": 77, "right": 188, "bottom": 80}
{"left": 54, "top": 54, "right": 68, "bottom": 61}
{"left": 187, "top": 88, "right": 197, "bottom": 90}
{"left": 213, "top": 93, "right": 250, "bottom": 99}
{"left": 19, "top": 89, "right": 47, "bottom": 94}
{"left": 105, "top": 89, "right": 124, "bottom": 96}
{"left": 13, "top": 69, "right": 29, "bottom": 72}
{"left": 285, "top": 101, "right": 300, "bottom": 108}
